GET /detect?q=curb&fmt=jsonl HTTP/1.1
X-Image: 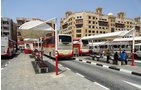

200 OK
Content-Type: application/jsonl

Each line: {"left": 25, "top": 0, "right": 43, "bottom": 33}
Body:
{"left": 76, "top": 58, "right": 141, "bottom": 77}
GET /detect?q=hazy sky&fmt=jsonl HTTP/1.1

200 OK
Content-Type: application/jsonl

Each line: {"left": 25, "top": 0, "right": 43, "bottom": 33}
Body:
{"left": 1, "top": 0, "right": 141, "bottom": 24}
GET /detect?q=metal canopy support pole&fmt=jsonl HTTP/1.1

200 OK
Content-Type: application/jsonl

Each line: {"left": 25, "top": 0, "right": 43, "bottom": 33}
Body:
{"left": 55, "top": 18, "right": 58, "bottom": 75}
{"left": 131, "top": 28, "right": 135, "bottom": 66}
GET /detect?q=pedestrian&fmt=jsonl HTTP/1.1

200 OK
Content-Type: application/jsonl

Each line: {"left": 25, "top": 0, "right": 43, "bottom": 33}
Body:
{"left": 105, "top": 48, "right": 111, "bottom": 63}
{"left": 113, "top": 52, "right": 118, "bottom": 65}
{"left": 120, "top": 50, "right": 127, "bottom": 65}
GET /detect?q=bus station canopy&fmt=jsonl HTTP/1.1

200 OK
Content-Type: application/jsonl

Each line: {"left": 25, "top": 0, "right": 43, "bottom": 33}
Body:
{"left": 19, "top": 20, "right": 55, "bottom": 39}
{"left": 135, "top": 43, "right": 141, "bottom": 46}
{"left": 81, "top": 29, "right": 134, "bottom": 40}
{"left": 113, "top": 37, "right": 141, "bottom": 42}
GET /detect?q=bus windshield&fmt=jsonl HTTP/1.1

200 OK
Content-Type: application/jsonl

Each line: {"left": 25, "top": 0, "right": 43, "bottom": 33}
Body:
{"left": 59, "top": 36, "right": 71, "bottom": 42}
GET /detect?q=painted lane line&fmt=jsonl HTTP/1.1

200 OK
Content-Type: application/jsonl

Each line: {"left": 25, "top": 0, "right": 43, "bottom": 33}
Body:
{"left": 5, "top": 64, "right": 7, "bottom": 67}
{"left": 94, "top": 82, "right": 110, "bottom": 90}
{"left": 75, "top": 58, "right": 79, "bottom": 61}
{"left": 66, "top": 67, "right": 71, "bottom": 70}
{"left": 103, "top": 65, "right": 109, "bottom": 68}
{"left": 135, "top": 60, "right": 141, "bottom": 63}
{"left": 120, "top": 69, "right": 131, "bottom": 74}
{"left": 91, "top": 62, "right": 96, "bottom": 65}
{"left": 123, "top": 80, "right": 141, "bottom": 89}
{"left": 76, "top": 73, "right": 85, "bottom": 78}
{"left": 82, "top": 60, "right": 87, "bottom": 63}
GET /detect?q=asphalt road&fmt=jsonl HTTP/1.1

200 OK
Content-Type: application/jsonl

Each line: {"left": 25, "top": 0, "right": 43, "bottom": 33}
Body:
{"left": 59, "top": 60, "right": 141, "bottom": 90}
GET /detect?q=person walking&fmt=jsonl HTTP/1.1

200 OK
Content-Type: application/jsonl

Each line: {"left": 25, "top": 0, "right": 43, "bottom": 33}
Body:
{"left": 120, "top": 51, "right": 127, "bottom": 65}
{"left": 113, "top": 52, "right": 118, "bottom": 65}
{"left": 105, "top": 48, "right": 111, "bottom": 63}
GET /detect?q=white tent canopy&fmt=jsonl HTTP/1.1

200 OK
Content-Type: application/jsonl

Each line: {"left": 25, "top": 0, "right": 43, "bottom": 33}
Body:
{"left": 89, "top": 42, "right": 106, "bottom": 46}
{"left": 19, "top": 20, "right": 55, "bottom": 38}
{"left": 113, "top": 37, "right": 141, "bottom": 42}
{"left": 81, "top": 29, "right": 134, "bottom": 40}
{"left": 135, "top": 43, "right": 141, "bottom": 46}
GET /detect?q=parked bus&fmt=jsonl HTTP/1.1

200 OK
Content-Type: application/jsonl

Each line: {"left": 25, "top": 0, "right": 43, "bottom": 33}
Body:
{"left": 1, "top": 37, "right": 16, "bottom": 57}
{"left": 43, "top": 34, "right": 73, "bottom": 59}
{"left": 73, "top": 39, "right": 89, "bottom": 56}
{"left": 90, "top": 37, "right": 141, "bottom": 58}
{"left": 135, "top": 43, "right": 141, "bottom": 58}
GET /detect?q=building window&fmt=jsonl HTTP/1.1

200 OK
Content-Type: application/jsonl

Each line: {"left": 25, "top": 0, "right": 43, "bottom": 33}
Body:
{"left": 88, "top": 21, "right": 91, "bottom": 24}
{"left": 111, "top": 28, "right": 115, "bottom": 32}
{"left": 89, "top": 25, "right": 91, "bottom": 28}
{"left": 88, "top": 16, "right": 91, "bottom": 19}
{"left": 76, "top": 29, "right": 81, "bottom": 33}
{"left": 76, "top": 34, "right": 81, "bottom": 37}
{"left": 89, "top": 30, "right": 91, "bottom": 33}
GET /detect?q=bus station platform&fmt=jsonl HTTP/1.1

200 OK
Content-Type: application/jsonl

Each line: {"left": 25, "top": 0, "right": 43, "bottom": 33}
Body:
{"left": 1, "top": 53, "right": 106, "bottom": 90}
{"left": 75, "top": 56, "right": 141, "bottom": 77}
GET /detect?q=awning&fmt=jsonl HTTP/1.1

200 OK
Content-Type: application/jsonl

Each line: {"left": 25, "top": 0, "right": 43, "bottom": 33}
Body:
{"left": 81, "top": 29, "right": 135, "bottom": 40}
{"left": 19, "top": 20, "right": 55, "bottom": 39}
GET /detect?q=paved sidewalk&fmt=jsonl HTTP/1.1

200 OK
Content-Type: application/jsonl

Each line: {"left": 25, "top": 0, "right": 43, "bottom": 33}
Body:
{"left": 75, "top": 56, "right": 141, "bottom": 77}
{"left": 1, "top": 54, "right": 106, "bottom": 90}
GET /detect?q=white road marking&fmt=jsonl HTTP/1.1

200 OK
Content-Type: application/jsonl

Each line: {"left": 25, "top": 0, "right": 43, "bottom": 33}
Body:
{"left": 103, "top": 65, "right": 109, "bottom": 68}
{"left": 91, "top": 62, "right": 96, "bottom": 65}
{"left": 66, "top": 67, "right": 71, "bottom": 70}
{"left": 75, "top": 58, "right": 79, "bottom": 61}
{"left": 135, "top": 60, "right": 141, "bottom": 63}
{"left": 82, "top": 60, "right": 87, "bottom": 63}
{"left": 94, "top": 82, "right": 110, "bottom": 90}
{"left": 120, "top": 69, "right": 131, "bottom": 74}
{"left": 76, "top": 73, "right": 84, "bottom": 78}
{"left": 123, "top": 80, "right": 141, "bottom": 89}
{"left": 5, "top": 64, "right": 7, "bottom": 66}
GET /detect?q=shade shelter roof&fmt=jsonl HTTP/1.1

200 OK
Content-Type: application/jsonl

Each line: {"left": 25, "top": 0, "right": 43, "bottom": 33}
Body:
{"left": 81, "top": 29, "right": 134, "bottom": 40}
{"left": 19, "top": 20, "right": 55, "bottom": 39}
{"left": 113, "top": 37, "right": 141, "bottom": 42}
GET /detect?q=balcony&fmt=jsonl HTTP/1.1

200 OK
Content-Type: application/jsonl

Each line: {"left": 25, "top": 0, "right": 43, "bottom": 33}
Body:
{"left": 115, "top": 23, "right": 125, "bottom": 28}
{"left": 75, "top": 19, "right": 83, "bottom": 25}
{"left": 98, "top": 21, "right": 108, "bottom": 26}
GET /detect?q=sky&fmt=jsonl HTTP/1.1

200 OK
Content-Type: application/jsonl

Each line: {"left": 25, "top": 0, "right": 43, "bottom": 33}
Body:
{"left": 1, "top": 0, "right": 141, "bottom": 25}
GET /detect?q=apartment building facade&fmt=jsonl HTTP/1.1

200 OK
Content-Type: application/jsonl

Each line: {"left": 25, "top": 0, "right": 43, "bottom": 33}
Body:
{"left": 60, "top": 8, "right": 141, "bottom": 39}
{"left": 1, "top": 17, "right": 17, "bottom": 41}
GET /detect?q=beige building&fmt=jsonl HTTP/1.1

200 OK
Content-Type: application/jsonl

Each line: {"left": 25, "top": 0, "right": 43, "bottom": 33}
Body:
{"left": 60, "top": 8, "right": 141, "bottom": 39}
{"left": 1, "top": 17, "right": 17, "bottom": 41}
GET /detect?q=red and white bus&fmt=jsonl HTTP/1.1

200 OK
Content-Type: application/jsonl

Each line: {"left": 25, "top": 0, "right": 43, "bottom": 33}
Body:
{"left": 43, "top": 34, "right": 73, "bottom": 59}
{"left": 73, "top": 39, "right": 90, "bottom": 56}
{"left": 1, "top": 37, "right": 16, "bottom": 57}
